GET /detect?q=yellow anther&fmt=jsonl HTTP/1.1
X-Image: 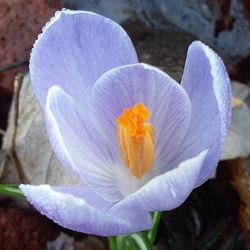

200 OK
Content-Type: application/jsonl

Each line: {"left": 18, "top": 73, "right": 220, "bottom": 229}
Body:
{"left": 232, "top": 96, "right": 242, "bottom": 108}
{"left": 116, "top": 103, "right": 155, "bottom": 179}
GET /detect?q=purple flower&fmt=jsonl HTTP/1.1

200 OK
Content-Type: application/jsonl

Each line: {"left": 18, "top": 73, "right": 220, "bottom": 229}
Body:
{"left": 20, "top": 10, "right": 231, "bottom": 236}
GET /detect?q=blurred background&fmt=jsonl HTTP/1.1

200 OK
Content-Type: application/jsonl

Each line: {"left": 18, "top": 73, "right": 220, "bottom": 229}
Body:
{"left": 0, "top": 1, "right": 250, "bottom": 249}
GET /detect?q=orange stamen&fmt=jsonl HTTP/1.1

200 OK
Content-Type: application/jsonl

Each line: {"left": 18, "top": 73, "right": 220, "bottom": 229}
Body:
{"left": 116, "top": 103, "right": 155, "bottom": 179}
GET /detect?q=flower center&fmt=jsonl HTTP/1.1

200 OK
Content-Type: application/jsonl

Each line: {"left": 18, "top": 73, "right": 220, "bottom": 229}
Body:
{"left": 116, "top": 103, "right": 155, "bottom": 179}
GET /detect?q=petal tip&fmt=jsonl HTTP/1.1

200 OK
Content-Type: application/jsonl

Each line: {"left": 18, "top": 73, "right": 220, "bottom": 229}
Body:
{"left": 19, "top": 183, "right": 30, "bottom": 195}
{"left": 188, "top": 40, "right": 221, "bottom": 63}
{"left": 30, "top": 9, "right": 99, "bottom": 74}
{"left": 187, "top": 40, "right": 232, "bottom": 136}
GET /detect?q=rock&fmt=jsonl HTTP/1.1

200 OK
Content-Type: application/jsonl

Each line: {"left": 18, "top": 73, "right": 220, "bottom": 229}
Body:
{"left": 0, "top": 206, "right": 59, "bottom": 250}
{"left": 0, "top": 0, "right": 62, "bottom": 92}
{"left": 0, "top": 0, "right": 62, "bottom": 132}
{"left": 64, "top": 0, "right": 250, "bottom": 61}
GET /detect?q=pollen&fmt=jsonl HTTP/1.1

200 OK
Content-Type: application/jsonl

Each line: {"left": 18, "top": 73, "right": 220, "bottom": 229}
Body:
{"left": 116, "top": 103, "right": 155, "bottom": 179}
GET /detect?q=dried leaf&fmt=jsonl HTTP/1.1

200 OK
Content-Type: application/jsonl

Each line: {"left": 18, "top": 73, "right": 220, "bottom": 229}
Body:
{"left": 222, "top": 81, "right": 250, "bottom": 160}
{"left": 47, "top": 232, "right": 74, "bottom": 250}
{"left": 0, "top": 151, "right": 7, "bottom": 178}
{"left": 1, "top": 74, "right": 79, "bottom": 185}
{"left": 47, "top": 232, "right": 105, "bottom": 250}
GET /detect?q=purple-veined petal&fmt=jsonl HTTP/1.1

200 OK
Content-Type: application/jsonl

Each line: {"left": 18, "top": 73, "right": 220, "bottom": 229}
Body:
{"left": 19, "top": 184, "right": 152, "bottom": 236}
{"left": 91, "top": 63, "right": 191, "bottom": 182}
{"left": 110, "top": 150, "right": 208, "bottom": 213}
{"left": 172, "top": 41, "right": 231, "bottom": 186}
{"left": 30, "top": 9, "right": 138, "bottom": 109}
{"left": 46, "top": 85, "right": 124, "bottom": 202}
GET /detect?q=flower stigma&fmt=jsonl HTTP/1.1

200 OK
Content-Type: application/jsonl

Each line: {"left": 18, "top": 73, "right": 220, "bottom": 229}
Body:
{"left": 116, "top": 103, "right": 155, "bottom": 179}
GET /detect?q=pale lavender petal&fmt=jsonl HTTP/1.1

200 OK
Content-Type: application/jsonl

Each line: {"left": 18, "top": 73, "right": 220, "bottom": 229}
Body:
{"left": 110, "top": 150, "right": 208, "bottom": 213}
{"left": 46, "top": 85, "right": 123, "bottom": 202}
{"left": 30, "top": 10, "right": 138, "bottom": 108}
{"left": 172, "top": 41, "right": 231, "bottom": 186}
{"left": 91, "top": 63, "right": 191, "bottom": 175}
{"left": 19, "top": 184, "right": 151, "bottom": 236}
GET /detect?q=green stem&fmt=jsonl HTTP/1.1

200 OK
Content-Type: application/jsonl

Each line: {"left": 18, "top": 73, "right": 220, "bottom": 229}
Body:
{"left": 0, "top": 184, "right": 24, "bottom": 198}
{"left": 148, "top": 211, "right": 162, "bottom": 247}
{"left": 108, "top": 236, "right": 117, "bottom": 250}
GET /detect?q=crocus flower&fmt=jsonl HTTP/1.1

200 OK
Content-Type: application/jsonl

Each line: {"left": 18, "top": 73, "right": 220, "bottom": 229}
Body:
{"left": 20, "top": 10, "right": 231, "bottom": 236}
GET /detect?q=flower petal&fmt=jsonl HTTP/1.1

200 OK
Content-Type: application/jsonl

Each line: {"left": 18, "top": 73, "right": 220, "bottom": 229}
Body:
{"left": 30, "top": 10, "right": 138, "bottom": 108}
{"left": 91, "top": 63, "right": 191, "bottom": 177}
{"left": 46, "top": 85, "right": 124, "bottom": 202}
{"left": 19, "top": 184, "right": 152, "bottom": 236}
{"left": 110, "top": 150, "right": 208, "bottom": 213}
{"left": 173, "top": 41, "right": 231, "bottom": 186}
